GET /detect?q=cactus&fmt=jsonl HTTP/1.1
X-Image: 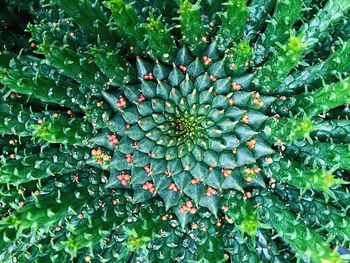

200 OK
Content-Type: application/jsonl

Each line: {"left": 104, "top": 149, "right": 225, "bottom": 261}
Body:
{"left": 0, "top": 0, "right": 350, "bottom": 261}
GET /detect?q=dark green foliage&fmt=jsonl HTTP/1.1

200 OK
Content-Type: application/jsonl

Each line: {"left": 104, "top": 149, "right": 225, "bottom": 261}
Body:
{"left": 0, "top": 0, "right": 36, "bottom": 52}
{"left": 0, "top": 0, "right": 350, "bottom": 262}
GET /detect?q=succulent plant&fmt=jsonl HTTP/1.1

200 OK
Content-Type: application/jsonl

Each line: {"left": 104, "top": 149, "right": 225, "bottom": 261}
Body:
{"left": 1, "top": 0, "right": 350, "bottom": 262}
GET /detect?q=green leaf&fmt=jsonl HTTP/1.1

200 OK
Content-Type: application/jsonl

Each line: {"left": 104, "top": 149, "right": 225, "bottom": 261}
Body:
{"left": 122, "top": 107, "right": 140, "bottom": 124}
{"left": 191, "top": 162, "right": 208, "bottom": 180}
{"left": 235, "top": 146, "right": 256, "bottom": 166}
{"left": 173, "top": 171, "right": 191, "bottom": 191}
{"left": 187, "top": 57, "right": 205, "bottom": 77}
{"left": 168, "top": 66, "right": 185, "bottom": 87}
{"left": 167, "top": 159, "right": 184, "bottom": 175}
{"left": 204, "top": 169, "right": 224, "bottom": 189}
{"left": 156, "top": 81, "right": 171, "bottom": 100}
{"left": 218, "top": 152, "right": 236, "bottom": 169}
{"left": 132, "top": 151, "right": 150, "bottom": 167}
{"left": 159, "top": 190, "right": 181, "bottom": 210}
{"left": 203, "top": 151, "right": 219, "bottom": 167}
{"left": 208, "top": 59, "right": 226, "bottom": 78}
{"left": 184, "top": 184, "right": 205, "bottom": 205}
{"left": 199, "top": 195, "right": 219, "bottom": 217}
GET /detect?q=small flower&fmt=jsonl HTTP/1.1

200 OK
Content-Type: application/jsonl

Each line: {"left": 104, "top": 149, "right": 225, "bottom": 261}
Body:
{"left": 245, "top": 192, "right": 252, "bottom": 198}
{"left": 179, "top": 206, "right": 186, "bottom": 213}
{"left": 229, "top": 63, "right": 236, "bottom": 70}
{"left": 190, "top": 178, "right": 200, "bottom": 184}
{"left": 144, "top": 72, "right": 154, "bottom": 80}
{"left": 144, "top": 165, "right": 152, "bottom": 175}
{"left": 242, "top": 114, "right": 249, "bottom": 124}
{"left": 252, "top": 92, "right": 264, "bottom": 107}
{"left": 186, "top": 201, "right": 193, "bottom": 208}
{"left": 108, "top": 134, "right": 118, "bottom": 146}
{"left": 244, "top": 168, "right": 252, "bottom": 174}
{"left": 118, "top": 173, "right": 131, "bottom": 185}
{"left": 253, "top": 167, "right": 261, "bottom": 174}
{"left": 168, "top": 183, "right": 178, "bottom": 192}
{"left": 143, "top": 182, "right": 155, "bottom": 193}
{"left": 137, "top": 94, "right": 146, "bottom": 103}
{"left": 202, "top": 56, "right": 212, "bottom": 65}
{"left": 92, "top": 149, "right": 111, "bottom": 166}
{"left": 179, "top": 64, "right": 187, "bottom": 72}
{"left": 206, "top": 187, "right": 217, "bottom": 196}
{"left": 221, "top": 169, "right": 232, "bottom": 177}
{"left": 245, "top": 176, "right": 252, "bottom": 182}
{"left": 116, "top": 97, "right": 127, "bottom": 108}
{"left": 231, "top": 82, "right": 241, "bottom": 91}
{"left": 247, "top": 139, "right": 256, "bottom": 149}
{"left": 126, "top": 153, "right": 133, "bottom": 164}
{"left": 179, "top": 201, "right": 197, "bottom": 214}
